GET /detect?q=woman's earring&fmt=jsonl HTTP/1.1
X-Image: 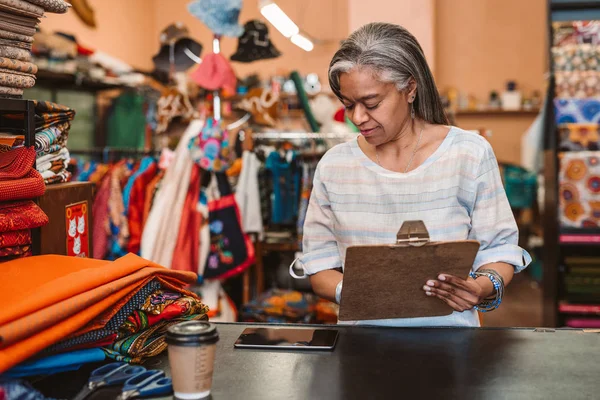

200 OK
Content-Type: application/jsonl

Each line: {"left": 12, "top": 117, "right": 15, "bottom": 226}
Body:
{"left": 410, "top": 101, "right": 415, "bottom": 120}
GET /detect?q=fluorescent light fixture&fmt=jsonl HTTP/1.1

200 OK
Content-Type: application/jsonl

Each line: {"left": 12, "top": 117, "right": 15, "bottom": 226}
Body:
{"left": 291, "top": 33, "right": 314, "bottom": 52}
{"left": 260, "top": 2, "right": 299, "bottom": 38}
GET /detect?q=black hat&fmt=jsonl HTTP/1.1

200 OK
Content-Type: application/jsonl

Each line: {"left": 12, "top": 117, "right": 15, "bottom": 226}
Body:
{"left": 152, "top": 22, "right": 203, "bottom": 73}
{"left": 230, "top": 20, "right": 281, "bottom": 63}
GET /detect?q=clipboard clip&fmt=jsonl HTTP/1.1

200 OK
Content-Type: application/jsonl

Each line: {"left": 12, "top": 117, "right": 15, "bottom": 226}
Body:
{"left": 395, "top": 220, "right": 430, "bottom": 247}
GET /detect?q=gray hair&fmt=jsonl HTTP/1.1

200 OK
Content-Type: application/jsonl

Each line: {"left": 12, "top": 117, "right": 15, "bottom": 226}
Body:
{"left": 329, "top": 22, "right": 448, "bottom": 125}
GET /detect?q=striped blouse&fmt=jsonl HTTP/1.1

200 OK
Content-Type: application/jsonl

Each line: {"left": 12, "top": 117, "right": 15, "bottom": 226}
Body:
{"left": 298, "top": 126, "right": 531, "bottom": 327}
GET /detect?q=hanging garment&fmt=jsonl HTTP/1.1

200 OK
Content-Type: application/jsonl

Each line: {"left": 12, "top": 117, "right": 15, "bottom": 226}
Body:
{"left": 558, "top": 123, "right": 600, "bottom": 151}
{"left": 106, "top": 92, "right": 147, "bottom": 150}
{"left": 234, "top": 151, "right": 263, "bottom": 237}
{"left": 123, "top": 157, "right": 155, "bottom": 213}
{"left": 141, "top": 119, "right": 204, "bottom": 267}
{"left": 171, "top": 163, "right": 203, "bottom": 273}
{"left": 265, "top": 150, "right": 301, "bottom": 225}
{"left": 142, "top": 171, "right": 164, "bottom": 229}
{"left": 92, "top": 172, "right": 111, "bottom": 259}
{"left": 0, "top": 253, "right": 200, "bottom": 373}
{"left": 203, "top": 174, "right": 255, "bottom": 280}
{"left": 558, "top": 151, "right": 600, "bottom": 229}
{"left": 555, "top": 98, "right": 600, "bottom": 124}
{"left": 196, "top": 280, "right": 237, "bottom": 322}
{"left": 107, "top": 161, "right": 133, "bottom": 260}
{"left": 127, "top": 162, "right": 158, "bottom": 255}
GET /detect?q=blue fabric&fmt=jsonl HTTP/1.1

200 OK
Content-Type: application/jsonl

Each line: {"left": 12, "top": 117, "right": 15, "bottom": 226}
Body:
{"left": 123, "top": 157, "right": 155, "bottom": 213}
{"left": 43, "top": 280, "right": 161, "bottom": 354}
{"left": 188, "top": 0, "right": 243, "bottom": 38}
{"left": 265, "top": 151, "right": 301, "bottom": 225}
{"left": 0, "top": 379, "right": 55, "bottom": 399}
{"left": 2, "top": 349, "right": 106, "bottom": 378}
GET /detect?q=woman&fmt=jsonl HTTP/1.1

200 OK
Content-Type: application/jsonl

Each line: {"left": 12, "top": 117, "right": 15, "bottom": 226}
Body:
{"left": 295, "top": 23, "right": 531, "bottom": 327}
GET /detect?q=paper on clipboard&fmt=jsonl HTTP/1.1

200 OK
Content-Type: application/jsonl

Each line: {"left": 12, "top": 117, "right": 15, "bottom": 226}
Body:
{"left": 338, "top": 221, "right": 479, "bottom": 321}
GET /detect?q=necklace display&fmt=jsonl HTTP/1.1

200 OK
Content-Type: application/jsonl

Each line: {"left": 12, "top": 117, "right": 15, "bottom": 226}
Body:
{"left": 375, "top": 125, "right": 424, "bottom": 173}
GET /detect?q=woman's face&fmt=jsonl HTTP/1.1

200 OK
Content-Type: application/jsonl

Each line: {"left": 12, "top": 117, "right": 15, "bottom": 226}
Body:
{"left": 339, "top": 67, "right": 414, "bottom": 145}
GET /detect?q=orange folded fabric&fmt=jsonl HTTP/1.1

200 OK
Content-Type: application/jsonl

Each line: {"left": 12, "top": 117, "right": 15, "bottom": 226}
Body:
{"left": 0, "top": 253, "right": 198, "bottom": 373}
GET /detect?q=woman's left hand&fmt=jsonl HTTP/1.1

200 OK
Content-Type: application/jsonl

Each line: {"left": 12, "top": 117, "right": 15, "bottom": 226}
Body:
{"left": 422, "top": 274, "right": 485, "bottom": 312}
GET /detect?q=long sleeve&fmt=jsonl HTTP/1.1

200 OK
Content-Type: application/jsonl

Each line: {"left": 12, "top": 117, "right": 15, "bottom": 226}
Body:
{"left": 468, "top": 143, "right": 531, "bottom": 273}
{"left": 298, "top": 165, "right": 342, "bottom": 275}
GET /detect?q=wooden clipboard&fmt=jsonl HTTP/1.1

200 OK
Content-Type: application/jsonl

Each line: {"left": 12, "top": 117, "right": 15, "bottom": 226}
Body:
{"left": 338, "top": 221, "right": 479, "bottom": 321}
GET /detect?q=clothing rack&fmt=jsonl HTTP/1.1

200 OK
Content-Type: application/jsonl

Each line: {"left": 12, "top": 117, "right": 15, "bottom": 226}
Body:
{"left": 70, "top": 147, "right": 160, "bottom": 162}
{"left": 252, "top": 132, "right": 357, "bottom": 140}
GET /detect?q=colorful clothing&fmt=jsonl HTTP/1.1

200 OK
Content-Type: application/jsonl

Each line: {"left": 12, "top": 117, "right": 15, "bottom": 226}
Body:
{"left": 265, "top": 150, "right": 301, "bottom": 225}
{"left": 0, "top": 229, "right": 31, "bottom": 248}
{"left": 34, "top": 122, "right": 69, "bottom": 156}
{"left": 555, "top": 98, "right": 600, "bottom": 125}
{"left": 558, "top": 123, "right": 600, "bottom": 151}
{"left": 127, "top": 162, "right": 158, "bottom": 255}
{"left": 240, "top": 289, "right": 319, "bottom": 324}
{"left": 556, "top": 71, "right": 600, "bottom": 99}
{"left": 552, "top": 43, "right": 600, "bottom": 72}
{"left": 558, "top": 151, "right": 600, "bottom": 229}
{"left": 103, "top": 313, "right": 207, "bottom": 363}
{"left": 0, "top": 200, "right": 48, "bottom": 232}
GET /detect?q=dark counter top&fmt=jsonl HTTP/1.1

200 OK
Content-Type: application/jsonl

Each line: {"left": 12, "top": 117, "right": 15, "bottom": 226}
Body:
{"left": 30, "top": 323, "right": 600, "bottom": 400}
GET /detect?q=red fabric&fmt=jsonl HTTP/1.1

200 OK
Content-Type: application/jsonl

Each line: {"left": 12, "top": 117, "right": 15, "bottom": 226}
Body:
{"left": 0, "top": 244, "right": 31, "bottom": 257}
{"left": 0, "top": 229, "right": 31, "bottom": 248}
{"left": 0, "top": 201, "right": 48, "bottom": 233}
{"left": 0, "top": 147, "right": 35, "bottom": 180}
{"left": 0, "top": 169, "right": 45, "bottom": 201}
{"left": 190, "top": 53, "right": 236, "bottom": 93}
{"left": 127, "top": 162, "right": 158, "bottom": 254}
{"left": 171, "top": 164, "right": 202, "bottom": 272}
{"left": 92, "top": 172, "right": 111, "bottom": 259}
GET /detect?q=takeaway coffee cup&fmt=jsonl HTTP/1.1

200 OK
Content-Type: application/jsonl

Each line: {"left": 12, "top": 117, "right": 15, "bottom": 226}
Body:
{"left": 166, "top": 321, "right": 219, "bottom": 399}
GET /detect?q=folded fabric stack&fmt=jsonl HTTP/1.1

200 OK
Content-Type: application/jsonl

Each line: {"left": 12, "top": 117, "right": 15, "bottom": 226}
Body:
{"left": 0, "top": 0, "right": 70, "bottom": 98}
{"left": 240, "top": 288, "right": 319, "bottom": 324}
{"left": 0, "top": 253, "right": 209, "bottom": 375}
{"left": 32, "top": 100, "right": 75, "bottom": 184}
{"left": 0, "top": 146, "right": 48, "bottom": 261}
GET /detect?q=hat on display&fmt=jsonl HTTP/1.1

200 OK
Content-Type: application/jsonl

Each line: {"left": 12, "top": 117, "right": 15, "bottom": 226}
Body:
{"left": 187, "top": 0, "right": 244, "bottom": 38}
{"left": 231, "top": 20, "right": 281, "bottom": 63}
{"left": 152, "top": 22, "right": 203, "bottom": 73}
{"left": 190, "top": 53, "right": 237, "bottom": 94}
{"left": 237, "top": 87, "right": 279, "bottom": 127}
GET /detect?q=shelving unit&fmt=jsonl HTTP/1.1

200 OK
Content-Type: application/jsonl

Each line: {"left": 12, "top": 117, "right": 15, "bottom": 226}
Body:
{"left": 542, "top": 0, "right": 600, "bottom": 327}
{"left": 0, "top": 98, "right": 36, "bottom": 147}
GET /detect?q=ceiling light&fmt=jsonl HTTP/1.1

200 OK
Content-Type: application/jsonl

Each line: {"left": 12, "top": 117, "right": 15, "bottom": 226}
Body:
{"left": 260, "top": 2, "right": 299, "bottom": 38}
{"left": 291, "top": 33, "right": 314, "bottom": 52}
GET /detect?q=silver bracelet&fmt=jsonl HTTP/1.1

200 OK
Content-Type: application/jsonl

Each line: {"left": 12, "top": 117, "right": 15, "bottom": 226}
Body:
{"left": 469, "top": 269, "right": 505, "bottom": 312}
{"left": 335, "top": 280, "right": 343, "bottom": 304}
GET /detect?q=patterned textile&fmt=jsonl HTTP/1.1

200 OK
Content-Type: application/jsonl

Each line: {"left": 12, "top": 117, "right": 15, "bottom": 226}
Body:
{"left": 107, "top": 162, "right": 132, "bottom": 260}
{"left": 0, "top": 244, "right": 31, "bottom": 257}
{"left": 0, "top": 201, "right": 48, "bottom": 232}
{"left": 23, "top": 0, "right": 69, "bottom": 13}
{"left": 0, "top": 169, "right": 45, "bottom": 201}
{"left": 0, "top": 229, "right": 31, "bottom": 248}
{"left": 140, "top": 289, "right": 182, "bottom": 315}
{"left": 0, "top": 134, "right": 23, "bottom": 149}
{"left": 36, "top": 147, "right": 68, "bottom": 170}
{"left": 39, "top": 158, "right": 67, "bottom": 175}
{"left": 0, "top": 29, "right": 34, "bottom": 43}
{"left": 103, "top": 313, "right": 207, "bottom": 363}
{"left": 0, "top": 45, "right": 31, "bottom": 62}
{"left": 559, "top": 124, "right": 600, "bottom": 151}
{"left": 44, "top": 280, "right": 161, "bottom": 354}
{"left": 552, "top": 21, "right": 600, "bottom": 47}
{"left": 142, "top": 171, "right": 163, "bottom": 229}
{"left": 43, "top": 170, "right": 71, "bottom": 185}
{"left": 555, "top": 71, "right": 600, "bottom": 99}
{"left": 0, "top": 0, "right": 44, "bottom": 17}
{"left": 0, "top": 57, "right": 35, "bottom": 74}
{"left": 0, "top": 10, "right": 39, "bottom": 27}
{"left": 0, "top": 69, "right": 35, "bottom": 89}
{"left": 0, "top": 147, "right": 35, "bottom": 180}
{"left": 0, "top": 38, "right": 32, "bottom": 51}
{"left": 0, "top": 20, "right": 36, "bottom": 37}
{"left": 552, "top": 44, "right": 600, "bottom": 72}
{"left": 119, "top": 293, "right": 208, "bottom": 338}
{"left": 559, "top": 151, "right": 600, "bottom": 228}
{"left": 188, "top": 117, "right": 231, "bottom": 172}
{"left": 555, "top": 99, "right": 600, "bottom": 124}
{"left": 34, "top": 123, "right": 69, "bottom": 155}
{"left": 0, "top": 85, "right": 22, "bottom": 96}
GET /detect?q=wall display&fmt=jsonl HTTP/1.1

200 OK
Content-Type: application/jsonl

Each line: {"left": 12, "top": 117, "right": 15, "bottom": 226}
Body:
{"left": 65, "top": 200, "right": 89, "bottom": 257}
{"left": 558, "top": 151, "right": 600, "bottom": 229}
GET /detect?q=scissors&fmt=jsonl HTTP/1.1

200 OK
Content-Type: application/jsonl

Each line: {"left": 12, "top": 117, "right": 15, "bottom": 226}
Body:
{"left": 116, "top": 369, "right": 172, "bottom": 400}
{"left": 72, "top": 362, "right": 171, "bottom": 400}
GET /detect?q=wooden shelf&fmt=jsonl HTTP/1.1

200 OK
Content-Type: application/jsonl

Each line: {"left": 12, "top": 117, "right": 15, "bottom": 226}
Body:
{"left": 455, "top": 109, "right": 540, "bottom": 117}
{"left": 34, "top": 69, "right": 125, "bottom": 92}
